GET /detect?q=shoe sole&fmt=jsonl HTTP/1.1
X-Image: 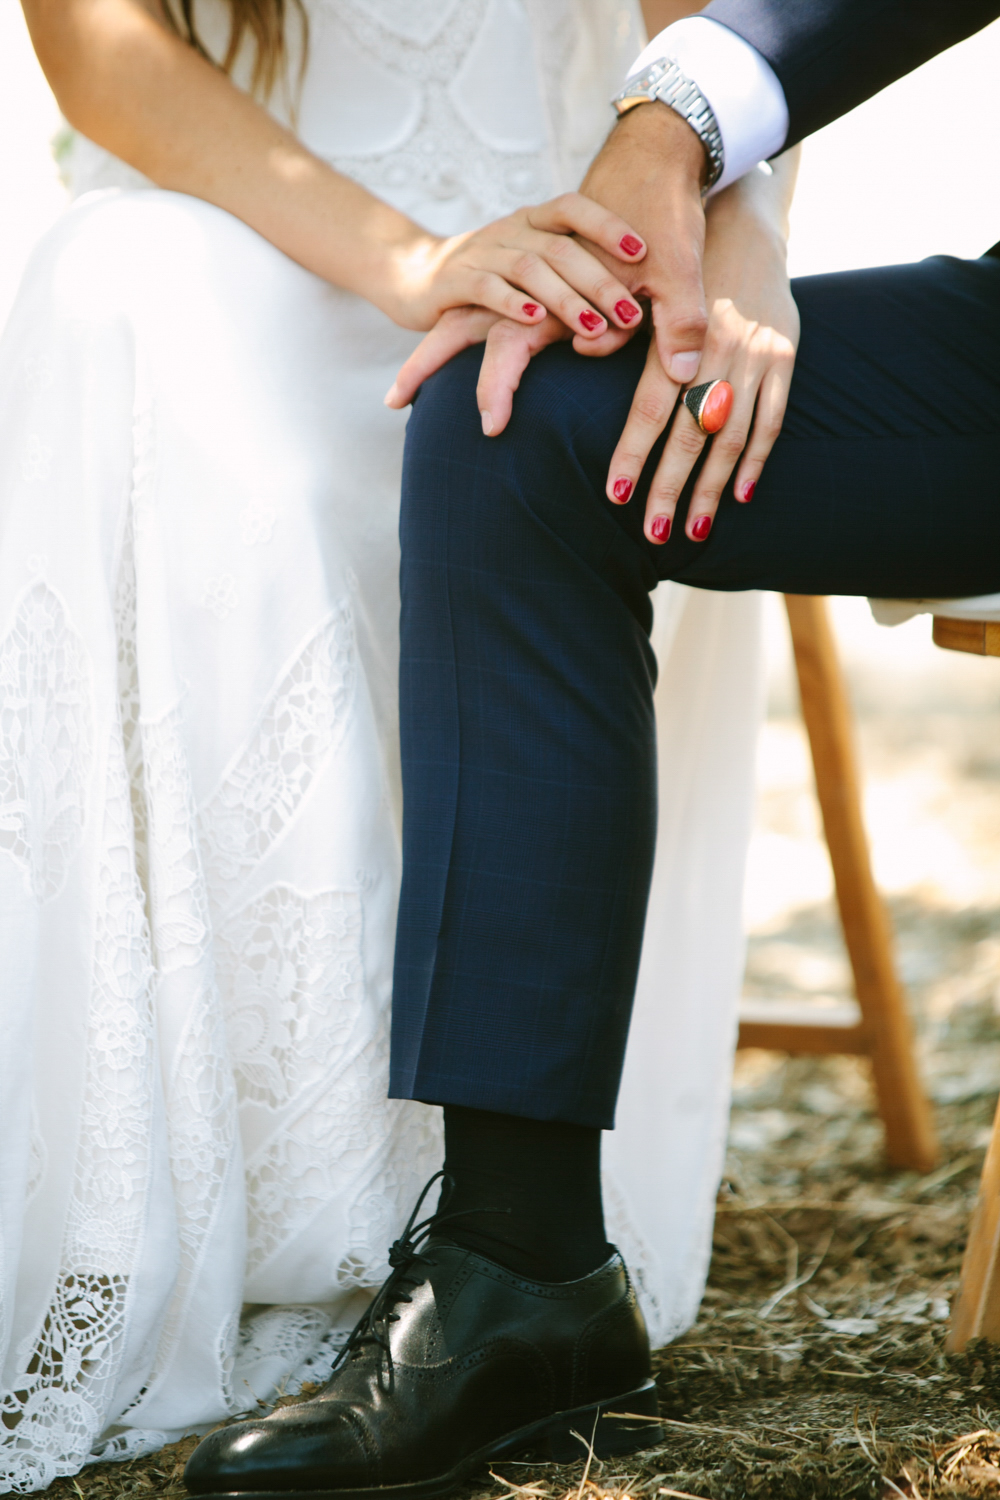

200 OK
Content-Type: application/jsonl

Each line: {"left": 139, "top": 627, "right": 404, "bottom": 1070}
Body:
{"left": 190, "top": 1380, "right": 663, "bottom": 1500}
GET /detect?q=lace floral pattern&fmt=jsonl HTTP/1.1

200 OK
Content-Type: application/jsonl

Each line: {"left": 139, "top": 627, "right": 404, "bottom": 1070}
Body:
{"left": 0, "top": 726, "right": 156, "bottom": 1493}
{"left": 340, "top": 1104, "right": 443, "bottom": 1283}
{"left": 218, "top": 884, "right": 364, "bottom": 1110}
{"left": 231, "top": 1305, "right": 333, "bottom": 1411}
{"left": 0, "top": 583, "right": 93, "bottom": 904}
{"left": 244, "top": 1023, "right": 441, "bottom": 1285}
{"left": 148, "top": 979, "right": 241, "bottom": 1406}
{"left": 198, "top": 608, "right": 356, "bottom": 915}
{"left": 142, "top": 705, "right": 212, "bottom": 974}
{"left": 115, "top": 474, "right": 146, "bottom": 895}
{"left": 129, "top": 697, "right": 241, "bottom": 1406}
{"left": 320, "top": 0, "right": 554, "bottom": 222}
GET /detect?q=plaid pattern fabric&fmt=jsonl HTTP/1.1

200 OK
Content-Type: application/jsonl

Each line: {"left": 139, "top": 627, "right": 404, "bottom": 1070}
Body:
{"left": 391, "top": 252, "right": 1000, "bottom": 1127}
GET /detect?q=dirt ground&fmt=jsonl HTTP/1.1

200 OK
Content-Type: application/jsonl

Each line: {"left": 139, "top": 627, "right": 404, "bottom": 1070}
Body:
{"left": 43, "top": 602, "right": 1000, "bottom": 1500}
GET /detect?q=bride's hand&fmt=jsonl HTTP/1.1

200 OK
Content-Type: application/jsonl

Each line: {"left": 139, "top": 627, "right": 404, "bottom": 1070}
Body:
{"left": 607, "top": 159, "right": 800, "bottom": 543}
{"left": 388, "top": 193, "right": 647, "bottom": 343}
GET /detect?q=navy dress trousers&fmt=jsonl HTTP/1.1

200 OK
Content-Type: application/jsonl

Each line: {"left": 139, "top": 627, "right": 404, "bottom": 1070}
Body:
{"left": 388, "top": 251, "right": 1000, "bottom": 1130}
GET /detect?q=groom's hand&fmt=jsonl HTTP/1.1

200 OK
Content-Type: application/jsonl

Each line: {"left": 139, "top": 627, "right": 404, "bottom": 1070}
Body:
{"left": 578, "top": 102, "right": 709, "bottom": 385}
{"left": 466, "top": 106, "right": 709, "bottom": 438}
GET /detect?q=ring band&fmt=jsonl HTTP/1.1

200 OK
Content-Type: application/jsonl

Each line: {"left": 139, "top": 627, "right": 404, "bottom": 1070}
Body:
{"left": 682, "top": 379, "right": 733, "bottom": 434}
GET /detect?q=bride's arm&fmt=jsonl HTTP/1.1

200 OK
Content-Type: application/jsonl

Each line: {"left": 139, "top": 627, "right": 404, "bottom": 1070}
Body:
{"left": 22, "top": 0, "right": 648, "bottom": 335}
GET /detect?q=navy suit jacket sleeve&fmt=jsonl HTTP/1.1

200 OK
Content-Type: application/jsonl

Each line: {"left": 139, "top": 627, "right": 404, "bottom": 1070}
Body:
{"left": 702, "top": 0, "right": 1000, "bottom": 148}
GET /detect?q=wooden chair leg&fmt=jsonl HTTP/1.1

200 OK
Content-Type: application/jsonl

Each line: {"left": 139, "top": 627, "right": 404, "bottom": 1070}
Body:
{"left": 784, "top": 595, "right": 938, "bottom": 1173}
{"left": 948, "top": 1091, "right": 1000, "bottom": 1350}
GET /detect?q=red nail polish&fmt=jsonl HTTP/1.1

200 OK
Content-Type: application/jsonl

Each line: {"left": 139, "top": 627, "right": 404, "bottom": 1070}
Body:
{"left": 741, "top": 480, "right": 756, "bottom": 502}
{"left": 615, "top": 300, "right": 639, "bottom": 325}
{"left": 650, "top": 514, "right": 671, "bottom": 542}
{"left": 612, "top": 477, "right": 633, "bottom": 503}
{"left": 620, "top": 234, "right": 643, "bottom": 257}
{"left": 579, "top": 310, "right": 603, "bottom": 332}
{"left": 691, "top": 515, "right": 712, "bottom": 541}
{"left": 523, "top": 302, "right": 540, "bottom": 317}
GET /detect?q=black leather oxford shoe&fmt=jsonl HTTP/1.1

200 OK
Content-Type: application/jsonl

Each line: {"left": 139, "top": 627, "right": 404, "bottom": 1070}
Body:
{"left": 185, "top": 1184, "right": 662, "bottom": 1500}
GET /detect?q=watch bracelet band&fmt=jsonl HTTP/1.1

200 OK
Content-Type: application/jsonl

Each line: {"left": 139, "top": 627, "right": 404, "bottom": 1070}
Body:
{"left": 612, "top": 57, "right": 724, "bottom": 191}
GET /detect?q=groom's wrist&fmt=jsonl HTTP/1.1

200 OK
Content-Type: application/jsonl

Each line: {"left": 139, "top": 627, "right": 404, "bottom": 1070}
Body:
{"left": 613, "top": 56, "right": 723, "bottom": 190}
{"left": 628, "top": 18, "right": 789, "bottom": 193}
{"left": 611, "top": 100, "right": 710, "bottom": 193}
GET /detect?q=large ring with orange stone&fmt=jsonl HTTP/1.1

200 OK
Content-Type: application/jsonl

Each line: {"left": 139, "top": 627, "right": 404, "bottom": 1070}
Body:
{"left": 682, "top": 378, "right": 733, "bottom": 435}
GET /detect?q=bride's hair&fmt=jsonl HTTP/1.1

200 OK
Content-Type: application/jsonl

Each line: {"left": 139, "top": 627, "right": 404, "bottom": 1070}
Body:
{"left": 163, "top": 0, "right": 308, "bottom": 97}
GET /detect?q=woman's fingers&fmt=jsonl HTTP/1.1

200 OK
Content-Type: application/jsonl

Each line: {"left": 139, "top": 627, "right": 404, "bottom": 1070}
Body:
{"left": 670, "top": 372, "right": 753, "bottom": 540}
{"left": 731, "top": 358, "right": 794, "bottom": 503}
{"left": 503, "top": 236, "right": 644, "bottom": 335}
{"left": 467, "top": 237, "right": 641, "bottom": 338}
{"left": 683, "top": 341, "right": 795, "bottom": 531}
{"left": 430, "top": 194, "right": 645, "bottom": 341}
{"left": 604, "top": 337, "right": 680, "bottom": 515}
{"left": 460, "top": 255, "right": 636, "bottom": 337}
{"left": 645, "top": 337, "right": 796, "bottom": 542}
{"left": 528, "top": 191, "right": 647, "bottom": 265}
{"left": 640, "top": 376, "right": 715, "bottom": 542}
{"left": 477, "top": 315, "right": 570, "bottom": 436}
{"left": 466, "top": 268, "right": 555, "bottom": 326}
{"left": 386, "top": 307, "right": 499, "bottom": 408}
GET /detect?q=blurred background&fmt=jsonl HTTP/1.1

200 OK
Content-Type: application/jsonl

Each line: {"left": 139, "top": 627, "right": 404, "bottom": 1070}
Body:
{"left": 3, "top": 0, "right": 1000, "bottom": 1121}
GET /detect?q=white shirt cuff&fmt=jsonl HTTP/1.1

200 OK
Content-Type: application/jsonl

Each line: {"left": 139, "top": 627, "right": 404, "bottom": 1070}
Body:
{"left": 628, "top": 17, "right": 789, "bottom": 193}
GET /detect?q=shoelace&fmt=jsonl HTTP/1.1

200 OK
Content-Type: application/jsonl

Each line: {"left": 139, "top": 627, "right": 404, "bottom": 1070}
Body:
{"left": 329, "top": 1171, "right": 509, "bottom": 1391}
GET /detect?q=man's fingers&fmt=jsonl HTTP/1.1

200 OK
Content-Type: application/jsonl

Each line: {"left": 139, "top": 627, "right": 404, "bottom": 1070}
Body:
{"left": 527, "top": 191, "right": 647, "bottom": 264}
{"left": 477, "top": 316, "right": 569, "bottom": 436}
{"left": 650, "top": 290, "right": 708, "bottom": 387}
{"left": 604, "top": 338, "right": 679, "bottom": 513}
{"left": 732, "top": 362, "right": 793, "bottom": 502}
{"left": 386, "top": 308, "right": 499, "bottom": 408}
{"left": 390, "top": 308, "right": 571, "bottom": 435}
{"left": 643, "top": 190, "right": 709, "bottom": 380}
{"left": 573, "top": 326, "right": 634, "bottom": 358}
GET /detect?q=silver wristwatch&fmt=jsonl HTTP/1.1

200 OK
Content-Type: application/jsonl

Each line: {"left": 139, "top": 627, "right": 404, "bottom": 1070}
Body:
{"left": 612, "top": 57, "right": 724, "bottom": 191}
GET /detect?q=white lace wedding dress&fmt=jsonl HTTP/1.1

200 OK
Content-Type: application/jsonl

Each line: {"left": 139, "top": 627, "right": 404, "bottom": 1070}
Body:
{"left": 0, "top": 1, "right": 764, "bottom": 1489}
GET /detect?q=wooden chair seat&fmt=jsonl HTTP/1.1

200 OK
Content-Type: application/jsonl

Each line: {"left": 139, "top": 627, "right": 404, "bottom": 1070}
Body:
{"left": 737, "top": 596, "right": 937, "bottom": 1174}
{"left": 932, "top": 615, "right": 1000, "bottom": 657}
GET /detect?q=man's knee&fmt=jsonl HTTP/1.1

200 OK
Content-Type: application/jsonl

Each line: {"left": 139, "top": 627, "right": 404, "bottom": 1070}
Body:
{"left": 401, "top": 340, "right": 655, "bottom": 640}
{"left": 404, "top": 340, "right": 645, "bottom": 545}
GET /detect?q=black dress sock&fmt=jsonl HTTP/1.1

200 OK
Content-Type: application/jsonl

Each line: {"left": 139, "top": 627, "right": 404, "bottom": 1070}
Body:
{"left": 439, "top": 1104, "right": 609, "bottom": 1283}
